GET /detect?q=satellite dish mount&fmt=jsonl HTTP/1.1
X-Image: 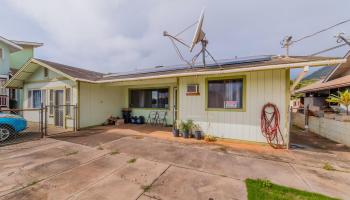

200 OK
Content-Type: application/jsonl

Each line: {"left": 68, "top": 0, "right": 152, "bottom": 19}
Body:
{"left": 163, "top": 9, "right": 220, "bottom": 68}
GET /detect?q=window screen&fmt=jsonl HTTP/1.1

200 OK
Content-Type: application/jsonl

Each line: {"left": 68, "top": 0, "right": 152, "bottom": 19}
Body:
{"left": 130, "top": 88, "right": 169, "bottom": 109}
{"left": 66, "top": 88, "right": 71, "bottom": 116}
{"left": 208, "top": 79, "right": 243, "bottom": 109}
{"left": 32, "top": 90, "right": 42, "bottom": 108}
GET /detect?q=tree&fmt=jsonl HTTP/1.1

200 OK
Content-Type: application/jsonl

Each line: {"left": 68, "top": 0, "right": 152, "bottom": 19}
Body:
{"left": 326, "top": 89, "right": 350, "bottom": 115}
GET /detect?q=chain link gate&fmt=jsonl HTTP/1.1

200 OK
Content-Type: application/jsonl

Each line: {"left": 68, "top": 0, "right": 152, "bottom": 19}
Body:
{"left": 44, "top": 104, "right": 78, "bottom": 137}
{"left": 0, "top": 104, "right": 77, "bottom": 146}
{"left": 0, "top": 107, "right": 45, "bottom": 147}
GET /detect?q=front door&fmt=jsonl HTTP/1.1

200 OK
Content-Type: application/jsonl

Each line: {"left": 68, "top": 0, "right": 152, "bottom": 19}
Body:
{"left": 54, "top": 90, "right": 64, "bottom": 127}
{"left": 173, "top": 87, "right": 178, "bottom": 124}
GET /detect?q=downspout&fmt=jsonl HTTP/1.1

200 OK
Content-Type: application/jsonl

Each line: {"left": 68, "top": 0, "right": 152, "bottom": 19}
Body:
{"left": 176, "top": 77, "right": 180, "bottom": 123}
{"left": 77, "top": 80, "right": 81, "bottom": 130}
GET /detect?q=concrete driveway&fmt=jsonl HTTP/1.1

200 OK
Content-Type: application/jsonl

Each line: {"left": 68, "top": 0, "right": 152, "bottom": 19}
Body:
{"left": 1, "top": 126, "right": 350, "bottom": 200}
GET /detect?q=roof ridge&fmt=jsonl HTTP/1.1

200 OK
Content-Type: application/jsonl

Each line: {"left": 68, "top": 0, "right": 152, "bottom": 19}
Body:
{"left": 35, "top": 58, "right": 104, "bottom": 76}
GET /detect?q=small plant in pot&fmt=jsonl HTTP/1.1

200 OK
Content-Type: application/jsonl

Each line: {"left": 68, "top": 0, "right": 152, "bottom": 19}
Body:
{"left": 187, "top": 120, "right": 194, "bottom": 138}
{"left": 180, "top": 120, "right": 191, "bottom": 138}
{"left": 192, "top": 124, "right": 202, "bottom": 140}
{"left": 172, "top": 121, "right": 180, "bottom": 137}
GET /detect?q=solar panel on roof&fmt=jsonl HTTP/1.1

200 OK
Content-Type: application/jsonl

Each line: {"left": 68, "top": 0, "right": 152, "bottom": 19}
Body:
{"left": 103, "top": 55, "right": 273, "bottom": 78}
{"left": 207, "top": 55, "right": 273, "bottom": 67}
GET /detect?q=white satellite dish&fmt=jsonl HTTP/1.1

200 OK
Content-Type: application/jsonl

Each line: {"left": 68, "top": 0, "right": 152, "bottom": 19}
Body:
{"left": 190, "top": 9, "right": 205, "bottom": 52}
{"left": 163, "top": 8, "right": 220, "bottom": 68}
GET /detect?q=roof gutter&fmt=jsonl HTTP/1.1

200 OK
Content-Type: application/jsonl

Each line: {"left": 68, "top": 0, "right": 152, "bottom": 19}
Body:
{"left": 296, "top": 82, "right": 350, "bottom": 93}
{"left": 94, "top": 58, "right": 346, "bottom": 84}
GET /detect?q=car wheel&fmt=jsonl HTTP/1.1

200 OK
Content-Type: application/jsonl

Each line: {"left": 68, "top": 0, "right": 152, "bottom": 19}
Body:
{"left": 0, "top": 127, "right": 12, "bottom": 142}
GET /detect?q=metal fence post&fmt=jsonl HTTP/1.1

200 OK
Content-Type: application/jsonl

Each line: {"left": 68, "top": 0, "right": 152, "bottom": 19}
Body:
{"left": 305, "top": 104, "right": 309, "bottom": 130}
{"left": 40, "top": 103, "right": 44, "bottom": 138}
{"left": 45, "top": 105, "right": 48, "bottom": 136}
{"left": 73, "top": 104, "right": 78, "bottom": 132}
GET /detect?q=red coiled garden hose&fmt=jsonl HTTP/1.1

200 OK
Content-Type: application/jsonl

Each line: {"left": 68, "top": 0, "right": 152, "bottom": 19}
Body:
{"left": 261, "top": 103, "right": 285, "bottom": 149}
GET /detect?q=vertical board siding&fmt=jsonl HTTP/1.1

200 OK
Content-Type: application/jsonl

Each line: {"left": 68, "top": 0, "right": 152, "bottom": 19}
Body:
{"left": 23, "top": 79, "right": 76, "bottom": 127}
{"left": 79, "top": 83, "right": 124, "bottom": 128}
{"left": 179, "top": 69, "right": 287, "bottom": 143}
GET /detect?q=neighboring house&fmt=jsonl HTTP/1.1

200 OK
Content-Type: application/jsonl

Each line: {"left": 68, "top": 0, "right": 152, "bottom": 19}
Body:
{"left": 4, "top": 55, "right": 345, "bottom": 143}
{"left": 0, "top": 36, "right": 42, "bottom": 108}
{"left": 296, "top": 51, "right": 350, "bottom": 113}
{"left": 290, "top": 65, "right": 335, "bottom": 112}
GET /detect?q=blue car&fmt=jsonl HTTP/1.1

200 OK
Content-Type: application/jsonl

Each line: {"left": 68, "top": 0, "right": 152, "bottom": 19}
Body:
{"left": 0, "top": 113, "right": 27, "bottom": 142}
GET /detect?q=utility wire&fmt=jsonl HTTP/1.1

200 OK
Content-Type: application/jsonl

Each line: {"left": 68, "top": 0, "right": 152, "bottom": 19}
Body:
{"left": 308, "top": 43, "right": 347, "bottom": 56}
{"left": 293, "top": 19, "right": 350, "bottom": 44}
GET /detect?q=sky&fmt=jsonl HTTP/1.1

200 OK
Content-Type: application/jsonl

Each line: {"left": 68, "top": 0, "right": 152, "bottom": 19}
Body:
{"left": 1, "top": 0, "right": 350, "bottom": 79}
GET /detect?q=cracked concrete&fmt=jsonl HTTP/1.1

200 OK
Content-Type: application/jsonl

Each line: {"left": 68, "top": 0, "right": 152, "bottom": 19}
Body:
{"left": 1, "top": 126, "right": 349, "bottom": 200}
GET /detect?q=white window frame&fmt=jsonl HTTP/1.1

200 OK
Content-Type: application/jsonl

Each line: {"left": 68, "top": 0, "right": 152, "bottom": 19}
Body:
{"left": 49, "top": 89, "right": 54, "bottom": 116}
{"left": 65, "top": 88, "right": 72, "bottom": 117}
{"left": 27, "top": 89, "right": 45, "bottom": 108}
{"left": 0, "top": 78, "right": 7, "bottom": 96}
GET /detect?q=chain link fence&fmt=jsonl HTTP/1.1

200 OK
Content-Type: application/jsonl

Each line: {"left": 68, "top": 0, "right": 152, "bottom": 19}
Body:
{"left": 0, "top": 108, "right": 44, "bottom": 147}
{"left": 0, "top": 104, "right": 77, "bottom": 147}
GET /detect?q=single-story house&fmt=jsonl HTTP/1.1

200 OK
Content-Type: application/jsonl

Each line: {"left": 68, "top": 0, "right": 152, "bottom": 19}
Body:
{"left": 4, "top": 55, "right": 346, "bottom": 144}
{"left": 296, "top": 51, "right": 350, "bottom": 113}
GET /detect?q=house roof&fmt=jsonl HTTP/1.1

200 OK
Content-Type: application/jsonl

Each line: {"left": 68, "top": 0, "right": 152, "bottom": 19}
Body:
{"left": 295, "top": 75, "right": 350, "bottom": 93}
{"left": 324, "top": 50, "right": 350, "bottom": 82}
{"left": 0, "top": 36, "right": 43, "bottom": 52}
{"left": 35, "top": 59, "right": 103, "bottom": 81}
{"left": 4, "top": 58, "right": 103, "bottom": 88}
{"left": 302, "top": 66, "right": 336, "bottom": 81}
{"left": 99, "top": 55, "right": 344, "bottom": 82}
{"left": 0, "top": 36, "right": 23, "bottom": 53}
{"left": 10, "top": 40, "right": 43, "bottom": 48}
{"left": 4, "top": 55, "right": 347, "bottom": 88}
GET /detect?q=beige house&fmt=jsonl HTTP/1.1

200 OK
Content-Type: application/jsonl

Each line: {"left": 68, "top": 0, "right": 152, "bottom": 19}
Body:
{"left": 4, "top": 56, "right": 345, "bottom": 144}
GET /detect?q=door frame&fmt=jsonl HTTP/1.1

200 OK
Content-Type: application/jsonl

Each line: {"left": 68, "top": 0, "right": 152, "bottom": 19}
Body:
{"left": 173, "top": 87, "right": 178, "bottom": 125}
{"left": 54, "top": 89, "right": 64, "bottom": 127}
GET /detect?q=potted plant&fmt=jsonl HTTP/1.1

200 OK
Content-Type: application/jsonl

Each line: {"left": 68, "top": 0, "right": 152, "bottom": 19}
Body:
{"left": 180, "top": 120, "right": 191, "bottom": 138}
{"left": 172, "top": 121, "right": 180, "bottom": 137}
{"left": 192, "top": 124, "right": 202, "bottom": 140}
{"left": 187, "top": 119, "right": 194, "bottom": 138}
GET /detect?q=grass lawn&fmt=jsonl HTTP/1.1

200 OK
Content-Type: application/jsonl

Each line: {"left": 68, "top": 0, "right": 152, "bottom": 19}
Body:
{"left": 245, "top": 179, "right": 339, "bottom": 200}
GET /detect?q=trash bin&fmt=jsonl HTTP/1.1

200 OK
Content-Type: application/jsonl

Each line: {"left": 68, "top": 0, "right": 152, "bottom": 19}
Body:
{"left": 122, "top": 108, "right": 132, "bottom": 124}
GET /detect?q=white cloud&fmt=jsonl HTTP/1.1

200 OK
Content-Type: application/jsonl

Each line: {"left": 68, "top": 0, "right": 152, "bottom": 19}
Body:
{"left": 2, "top": 0, "right": 350, "bottom": 76}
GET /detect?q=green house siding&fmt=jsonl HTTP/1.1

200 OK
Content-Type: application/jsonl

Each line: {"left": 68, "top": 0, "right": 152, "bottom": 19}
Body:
{"left": 10, "top": 47, "right": 34, "bottom": 69}
{"left": 0, "top": 42, "right": 11, "bottom": 75}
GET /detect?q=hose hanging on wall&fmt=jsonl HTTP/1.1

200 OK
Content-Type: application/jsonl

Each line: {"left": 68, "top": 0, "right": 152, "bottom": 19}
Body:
{"left": 260, "top": 103, "right": 285, "bottom": 149}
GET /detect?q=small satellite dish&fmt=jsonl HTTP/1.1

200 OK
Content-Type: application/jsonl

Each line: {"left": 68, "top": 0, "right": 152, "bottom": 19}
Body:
{"left": 190, "top": 9, "right": 205, "bottom": 52}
